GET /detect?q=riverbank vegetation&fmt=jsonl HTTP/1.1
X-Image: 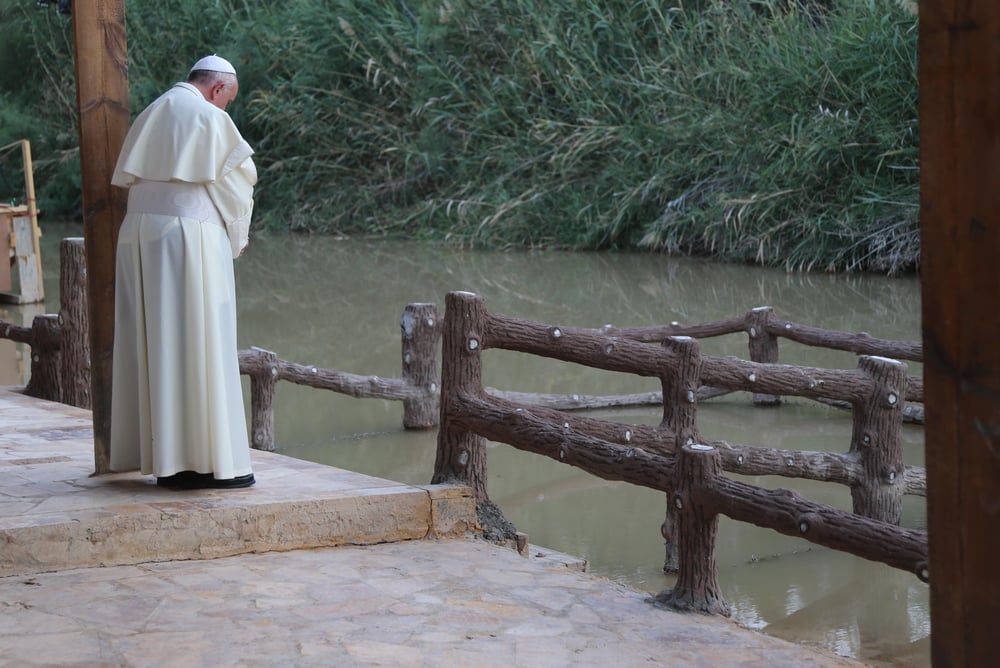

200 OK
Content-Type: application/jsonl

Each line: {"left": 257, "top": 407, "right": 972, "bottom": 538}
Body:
{"left": 0, "top": 0, "right": 918, "bottom": 272}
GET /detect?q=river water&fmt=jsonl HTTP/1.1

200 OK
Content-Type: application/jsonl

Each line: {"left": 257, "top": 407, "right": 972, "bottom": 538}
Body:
{"left": 8, "top": 222, "right": 927, "bottom": 666}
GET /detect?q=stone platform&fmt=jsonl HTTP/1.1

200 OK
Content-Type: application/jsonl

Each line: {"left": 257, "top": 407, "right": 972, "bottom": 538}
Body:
{"left": 0, "top": 387, "right": 476, "bottom": 578}
{"left": 0, "top": 387, "right": 861, "bottom": 666}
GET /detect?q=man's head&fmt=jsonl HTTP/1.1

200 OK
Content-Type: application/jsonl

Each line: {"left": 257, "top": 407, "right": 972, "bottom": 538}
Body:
{"left": 188, "top": 55, "right": 239, "bottom": 111}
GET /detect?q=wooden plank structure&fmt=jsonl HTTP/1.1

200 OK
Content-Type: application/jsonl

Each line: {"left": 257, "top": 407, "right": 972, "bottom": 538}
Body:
{"left": 0, "top": 140, "right": 45, "bottom": 305}
{"left": 72, "top": 2, "right": 129, "bottom": 474}
{"left": 58, "top": 0, "right": 999, "bottom": 663}
{"left": 919, "top": 1, "right": 1000, "bottom": 665}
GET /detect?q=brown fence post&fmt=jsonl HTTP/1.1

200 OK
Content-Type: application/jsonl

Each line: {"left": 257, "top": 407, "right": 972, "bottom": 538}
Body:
{"left": 433, "top": 291, "right": 514, "bottom": 540}
{"left": 247, "top": 346, "right": 278, "bottom": 452}
{"left": 59, "top": 238, "right": 91, "bottom": 409}
{"left": 654, "top": 443, "right": 730, "bottom": 615}
{"left": 850, "top": 355, "right": 907, "bottom": 524}
{"left": 745, "top": 306, "right": 781, "bottom": 406}
{"left": 659, "top": 335, "right": 702, "bottom": 573}
{"left": 401, "top": 302, "right": 440, "bottom": 429}
{"left": 24, "top": 314, "right": 61, "bottom": 402}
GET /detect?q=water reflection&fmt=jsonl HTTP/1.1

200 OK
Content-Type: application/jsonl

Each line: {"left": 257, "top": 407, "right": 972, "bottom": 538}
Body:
{"left": 24, "top": 223, "right": 927, "bottom": 665}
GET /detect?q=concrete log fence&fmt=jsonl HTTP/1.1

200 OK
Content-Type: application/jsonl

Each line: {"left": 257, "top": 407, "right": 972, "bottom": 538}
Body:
{"left": 237, "top": 303, "right": 442, "bottom": 450}
{"left": 433, "top": 291, "right": 927, "bottom": 615}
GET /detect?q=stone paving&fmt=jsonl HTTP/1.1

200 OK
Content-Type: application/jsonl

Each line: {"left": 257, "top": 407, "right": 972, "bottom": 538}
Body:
{"left": 0, "top": 387, "right": 862, "bottom": 667}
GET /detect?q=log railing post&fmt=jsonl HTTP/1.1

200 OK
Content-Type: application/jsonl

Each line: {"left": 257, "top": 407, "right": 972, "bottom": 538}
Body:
{"left": 400, "top": 302, "right": 440, "bottom": 429}
{"left": 654, "top": 443, "right": 730, "bottom": 615}
{"left": 850, "top": 355, "right": 907, "bottom": 524}
{"left": 248, "top": 346, "right": 278, "bottom": 451}
{"left": 59, "top": 238, "right": 91, "bottom": 409}
{"left": 24, "top": 314, "right": 61, "bottom": 402}
{"left": 433, "top": 291, "right": 514, "bottom": 541}
{"left": 745, "top": 306, "right": 781, "bottom": 406}
{"left": 659, "top": 335, "right": 702, "bottom": 573}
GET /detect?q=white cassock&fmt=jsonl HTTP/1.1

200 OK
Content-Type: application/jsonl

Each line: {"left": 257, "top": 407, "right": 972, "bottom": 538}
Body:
{"left": 108, "top": 81, "right": 257, "bottom": 480}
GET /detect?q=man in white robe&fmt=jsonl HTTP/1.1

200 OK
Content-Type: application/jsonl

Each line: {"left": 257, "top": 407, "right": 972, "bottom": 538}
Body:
{"left": 109, "top": 55, "right": 257, "bottom": 489}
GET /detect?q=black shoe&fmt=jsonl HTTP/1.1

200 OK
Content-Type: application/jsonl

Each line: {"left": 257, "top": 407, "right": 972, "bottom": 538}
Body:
{"left": 157, "top": 471, "right": 213, "bottom": 488}
{"left": 209, "top": 474, "right": 256, "bottom": 489}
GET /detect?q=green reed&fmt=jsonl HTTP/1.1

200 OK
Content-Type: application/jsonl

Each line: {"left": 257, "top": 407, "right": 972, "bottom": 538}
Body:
{"left": 1, "top": 0, "right": 918, "bottom": 272}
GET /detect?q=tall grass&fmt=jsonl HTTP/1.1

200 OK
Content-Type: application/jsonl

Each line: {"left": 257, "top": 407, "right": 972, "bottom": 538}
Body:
{"left": 0, "top": 0, "right": 919, "bottom": 272}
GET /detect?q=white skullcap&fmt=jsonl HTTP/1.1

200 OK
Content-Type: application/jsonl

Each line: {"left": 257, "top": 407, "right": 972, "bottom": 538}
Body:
{"left": 189, "top": 54, "right": 237, "bottom": 75}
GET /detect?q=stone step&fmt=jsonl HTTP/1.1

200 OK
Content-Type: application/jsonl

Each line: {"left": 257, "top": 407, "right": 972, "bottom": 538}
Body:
{"left": 0, "top": 388, "right": 477, "bottom": 577}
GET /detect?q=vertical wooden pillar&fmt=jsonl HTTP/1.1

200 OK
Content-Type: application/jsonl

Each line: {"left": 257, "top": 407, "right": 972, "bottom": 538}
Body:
{"left": 654, "top": 443, "right": 729, "bottom": 616}
{"left": 745, "top": 306, "right": 781, "bottom": 406}
{"left": 432, "top": 291, "right": 488, "bottom": 498}
{"left": 59, "top": 238, "right": 91, "bottom": 409}
{"left": 400, "top": 302, "right": 440, "bottom": 429}
{"left": 659, "top": 335, "right": 702, "bottom": 573}
{"left": 23, "top": 314, "right": 61, "bottom": 402}
{"left": 72, "top": 2, "right": 129, "bottom": 473}
{"left": 919, "top": 1, "right": 1000, "bottom": 664}
{"left": 248, "top": 347, "right": 277, "bottom": 451}
{"left": 849, "top": 355, "right": 907, "bottom": 524}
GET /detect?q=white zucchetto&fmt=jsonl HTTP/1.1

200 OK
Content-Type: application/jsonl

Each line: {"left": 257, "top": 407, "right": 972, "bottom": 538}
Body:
{"left": 189, "top": 54, "right": 237, "bottom": 75}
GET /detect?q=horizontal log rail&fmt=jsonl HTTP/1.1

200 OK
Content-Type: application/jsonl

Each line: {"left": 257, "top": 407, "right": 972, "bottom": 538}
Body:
{"left": 484, "top": 310, "right": 888, "bottom": 407}
{"left": 434, "top": 291, "right": 926, "bottom": 616}
{"left": 449, "top": 392, "right": 928, "bottom": 582}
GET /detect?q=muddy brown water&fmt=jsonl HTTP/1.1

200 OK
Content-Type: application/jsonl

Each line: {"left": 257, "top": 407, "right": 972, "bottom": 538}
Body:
{"left": 14, "top": 224, "right": 927, "bottom": 666}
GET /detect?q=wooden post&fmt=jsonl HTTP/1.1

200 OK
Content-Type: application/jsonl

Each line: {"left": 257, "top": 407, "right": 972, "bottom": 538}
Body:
{"left": 433, "top": 291, "right": 514, "bottom": 540}
{"left": 654, "top": 443, "right": 730, "bottom": 616}
{"left": 433, "top": 291, "right": 488, "bottom": 496}
{"left": 659, "top": 335, "right": 702, "bottom": 574}
{"left": 59, "top": 238, "right": 90, "bottom": 409}
{"left": 72, "top": 1, "right": 129, "bottom": 473}
{"left": 23, "top": 314, "right": 61, "bottom": 402}
{"left": 247, "top": 346, "right": 278, "bottom": 451}
{"left": 745, "top": 306, "right": 781, "bottom": 406}
{"left": 400, "top": 302, "right": 440, "bottom": 429}
{"left": 920, "top": 1, "right": 1000, "bottom": 663}
{"left": 850, "top": 356, "right": 907, "bottom": 525}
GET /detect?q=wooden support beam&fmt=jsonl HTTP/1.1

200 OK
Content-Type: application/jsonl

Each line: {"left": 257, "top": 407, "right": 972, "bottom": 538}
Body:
{"left": 72, "top": 2, "right": 129, "bottom": 473}
{"left": 919, "top": 1, "right": 1000, "bottom": 664}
